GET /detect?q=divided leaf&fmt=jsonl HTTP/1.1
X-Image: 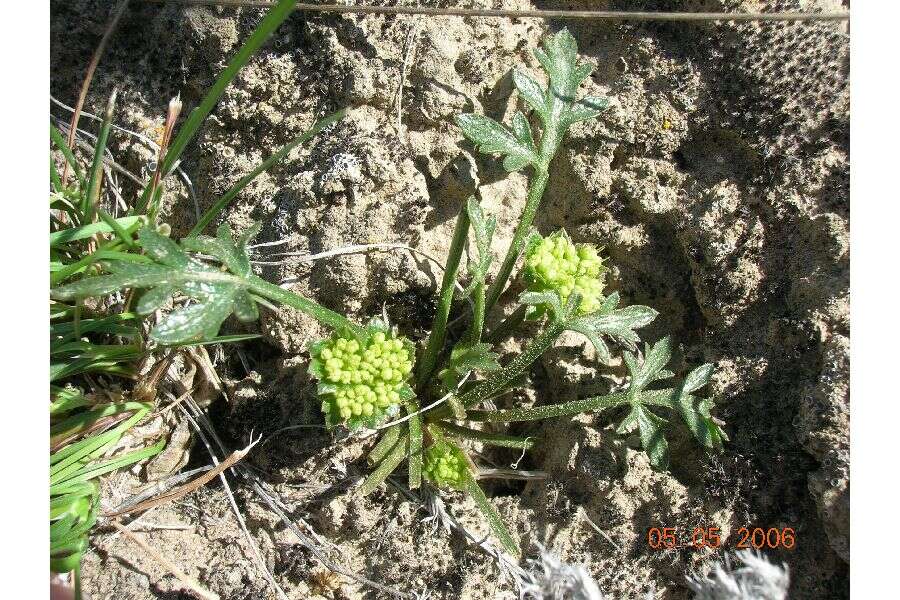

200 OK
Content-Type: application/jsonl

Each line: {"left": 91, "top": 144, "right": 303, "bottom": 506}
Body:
{"left": 673, "top": 364, "right": 728, "bottom": 449}
{"left": 455, "top": 113, "right": 538, "bottom": 172}
{"left": 449, "top": 342, "right": 501, "bottom": 375}
{"left": 52, "top": 226, "right": 260, "bottom": 345}
{"left": 566, "top": 96, "right": 611, "bottom": 125}
{"left": 512, "top": 69, "right": 548, "bottom": 117}
{"left": 627, "top": 337, "right": 673, "bottom": 391}
{"left": 533, "top": 28, "right": 592, "bottom": 102}
{"left": 565, "top": 292, "right": 658, "bottom": 362}
{"left": 439, "top": 341, "right": 501, "bottom": 400}
{"left": 608, "top": 340, "right": 726, "bottom": 469}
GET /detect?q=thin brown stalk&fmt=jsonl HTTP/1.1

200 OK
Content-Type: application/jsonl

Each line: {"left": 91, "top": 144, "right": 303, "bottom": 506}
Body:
{"left": 61, "top": 0, "right": 131, "bottom": 188}
{"left": 102, "top": 440, "right": 255, "bottom": 517}
{"left": 147, "top": 96, "right": 183, "bottom": 214}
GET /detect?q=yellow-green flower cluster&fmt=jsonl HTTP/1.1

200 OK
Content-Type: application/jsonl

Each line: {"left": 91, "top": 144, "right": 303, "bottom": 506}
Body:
{"left": 423, "top": 442, "right": 470, "bottom": 490}
{"left": 316, "top": 331, "right": 413, "bottom": 422}
{"left": 524, "top": 232, "right": 605, "bottom": 314}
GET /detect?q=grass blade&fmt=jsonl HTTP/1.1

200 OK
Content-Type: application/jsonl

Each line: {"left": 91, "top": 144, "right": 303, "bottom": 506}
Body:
{"left": 50, "top": 217, "right": 144, "bottom": 246}
{"left": 83, "top": 90, "right": 117, "bottom": 221}
{"left": 464, "top": 475, "right": 519, "bottom": 557}
{"left": 187, "top": 107, "right": 346, "bottom": 237}
{"left": 50, "top": 123, "right": 86, "bottom": 190}
{"left": 141, "top": 0, "right": 299, "bottom": 211}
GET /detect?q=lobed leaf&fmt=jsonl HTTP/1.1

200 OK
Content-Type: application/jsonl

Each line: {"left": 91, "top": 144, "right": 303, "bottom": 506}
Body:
{"left": 513, "top": 69, "right": 548, "bottom": 117}
{"left": 565, "top": 292, "right": 658, "bottom": 362}
{"left": 566, "top": 96, "right": 611, "bottom": 125}
{"left": 52, "top": 226, "right": 261, "bottom": 345}
{"left": 533, "top": 28, "right": 589, "bottom": 102}
{"left": 628, "top": 337, "right": 673, "bottom": 391}
{"left": 455, "top": 113, "right": 538, "bottom": 172}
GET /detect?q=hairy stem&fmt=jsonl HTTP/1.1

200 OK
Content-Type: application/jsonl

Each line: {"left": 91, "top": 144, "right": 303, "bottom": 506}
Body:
{"left": 407, "top": 401, "right": 423, "bottom": 489}
{"left": 367, "top": 425, "right": 402, "bottom": 464}
{"left": 484, "top": 169, "right": 548, "bottom": 312}
{"left": 435, "top": 421, "right": 535, "bottom": 449}
{"left": 464, "top": 388, "right": 680, "bottom": 422}
{"left": 452, "top": 319, "right": 565, "bottom": 412}
{"left": 359, "top": 435, "right": 408, "bottom": 496}
{"left": 247, "top": 274, "right": 362, "bottom": 336}
{"left": 416, "top": 205, "right": 470, "bottom": 390}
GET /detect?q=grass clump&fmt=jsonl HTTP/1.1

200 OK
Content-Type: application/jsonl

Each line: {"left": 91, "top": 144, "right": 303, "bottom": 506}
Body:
{"left": 49, "top": 1, "right": 334, "bottom": 594}
{"left": 53, "top": 23, "right": 727, "bottom": 561}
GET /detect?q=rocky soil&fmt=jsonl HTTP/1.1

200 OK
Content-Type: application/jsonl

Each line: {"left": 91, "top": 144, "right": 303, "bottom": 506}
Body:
{"left": 51, "top": 0, "right": 849, "bottom": 598}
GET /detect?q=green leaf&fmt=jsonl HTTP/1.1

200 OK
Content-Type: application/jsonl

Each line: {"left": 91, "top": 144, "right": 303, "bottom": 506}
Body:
{"left": 52, "top": 227, "right": 261, "bottom": 345}
{"left": 565, "top": 292, "right": 658, "bottom": 362}
{"left": 566, "top": 96, "right": 611, "bottom": 125}
{"left": 627, "top": 337, "right": 673, "bottom": 391}
{"left": 682, "top": 362, "right": 714, "bottom": 394}
{"left": 512, "top": 69, "right": 548, "bottom": 117}
{"left": 673, "top": 364, "right": 728, "bottom": 449}
{"left": 450, "top": 342, "right": 501, "bottom": 374}
{"left": 533, "top": 28, "right": 589, "bottom": 102}
{"left": 634, "top": 405, "right": 670, "bottom": 470}
{"left": 50, "top": 217, "right": 145, "bottom": 247}
{"left": 455, "top": 113, "right": 538, "bottom": 172}
{"left": 50, "top": 122, "right": 86, "bottom": 190}
{"left": 464, "top": 476, "right": 520, "bottom": 557}
{"left": 519, "top": 290, "right": 566, "bottom": 323}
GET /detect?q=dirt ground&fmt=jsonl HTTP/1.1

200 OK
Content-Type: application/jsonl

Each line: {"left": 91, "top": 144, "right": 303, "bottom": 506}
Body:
{"left": 50, "top": 0, "right": 849, "bottom": 598}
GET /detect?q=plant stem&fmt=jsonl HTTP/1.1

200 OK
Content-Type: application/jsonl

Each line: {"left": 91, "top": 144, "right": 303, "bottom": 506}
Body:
{"left": 452, "top": 319, "right": 565, "bottom": 412}
{"left": 464, "top": 388, "right": 680, "bottom": 422}
{"left": 483, "top": 169, "right": 548, "bottom": 312}
{"left": 246, "top": 274, "right": 363, "bottom": 336}
{"left": 468, "top": 392, "right": 629, "bottom": 422}
{"left": 358, "top": 435, "right": 408, "bottom": 496}
{"left": 407, "top": 401, "right": 423, "bottom": 489}
{"left": 367, "top": 425, "right": 402, "bottom": 464}
{"left": 435, "top": 421, "right": 535, "bottom": 449}
{"left": 416, "top": 204, "right": 470, "bottom": 390}
{"left": 483, "top": 77, "right": 570, "bottom": 313}
{"left": 485, "top": 304, "right": 528, "bottom": 345}
{"left": 466, "top": 278, "right": 486, "bottom": 343}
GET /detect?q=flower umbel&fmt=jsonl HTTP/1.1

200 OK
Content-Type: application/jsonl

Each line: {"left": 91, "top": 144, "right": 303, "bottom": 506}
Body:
{"left": 310, "top": 324, "right": 414, "bottom": 429}
{"left": 524, "top": 230, "right": 606, "bottom": 315}
{"left": 423, "top": 441, "right": 471, "bottom": 490}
